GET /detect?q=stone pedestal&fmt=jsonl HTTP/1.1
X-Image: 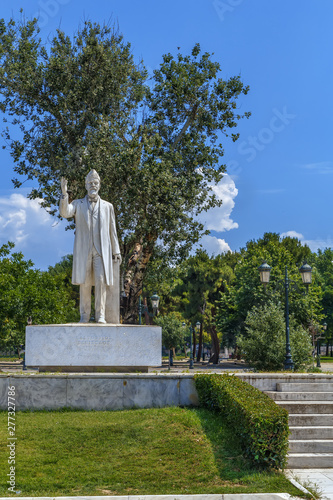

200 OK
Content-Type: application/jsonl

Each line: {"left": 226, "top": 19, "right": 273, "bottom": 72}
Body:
{"left": 25, "top": 324, "right": 162, "bottom": 372}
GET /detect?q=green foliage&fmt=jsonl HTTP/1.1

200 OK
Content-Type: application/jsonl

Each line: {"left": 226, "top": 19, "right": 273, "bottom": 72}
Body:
{"left": 155, "top": 312, "right": 185, "bottom": 349}
{"left": 307, "top": 366, "right": 322, "bottom": 373}
{"left": 175, "top": 249, "right": 234, "bottom": 321}
{"left": 217, "top": 232, "right": 323, "bottom": 347}
{"left": 194, "top": 373, "right": 289, "bottom": 469}
{"left": 0, "top": 14, "right": 250, "bottom": 321}
{"left": 173, "top": 249, "right": 235, "bottom": 362}
{"left": 48, "top": 254, "right": 79, "bottom": 308}
{"left": 238, "top": 302, "right": 312, "bottom": 371}
{"left": 314, "top": 248, "right": 333, "bottom": 344}
{"left": 0, "top": 242, "right": 78, "bottom": 349}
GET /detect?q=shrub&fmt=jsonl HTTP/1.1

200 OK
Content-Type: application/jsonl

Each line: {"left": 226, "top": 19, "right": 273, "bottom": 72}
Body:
{"left": 155, "top": 312, "right": 186, "bottom": 350}
{"left": 238, "top": 301, "right": 312, "bottom": 371}
{"left": 194, "top": 373, "right": 289, "bottom": 469}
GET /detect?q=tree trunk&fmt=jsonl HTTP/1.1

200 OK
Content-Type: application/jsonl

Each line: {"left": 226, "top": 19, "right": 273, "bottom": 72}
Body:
{"left": 122, "top": 238, "right": 155, "bottom": 324}
{"left": 192, "top": 328, "right": 196, "bottom": 364}
{"left": 208, "top": 325, "right": 220, "bottom": 364}
{"left": 196, "top": 322, "right": 203, "bottom": 362}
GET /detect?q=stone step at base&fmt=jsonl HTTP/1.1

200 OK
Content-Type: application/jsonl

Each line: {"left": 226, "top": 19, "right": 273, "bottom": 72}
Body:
{"left": 276, "top": 401, "right": 333, "bottom": 414}
{"left": 265, "top": 391, "right": 333, "bottom": 401}
{"left": 287, "top": 452, "right": 333, "bottom": 468}
{"left": 290, "top": 426, "right": 333, "bottom": 440}
{"left": 288, "top": 413, "right": 333, "bottom": 426}
{"left": 289, "top": 439, "right": 333, "bottom": 453}
{"left": 277, "top": 382, "right": 333, "bottom": 392}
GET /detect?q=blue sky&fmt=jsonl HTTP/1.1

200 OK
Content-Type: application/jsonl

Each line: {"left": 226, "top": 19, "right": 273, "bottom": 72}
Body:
{"left": 1, "top": 0, "right": 333, "bottom": 269}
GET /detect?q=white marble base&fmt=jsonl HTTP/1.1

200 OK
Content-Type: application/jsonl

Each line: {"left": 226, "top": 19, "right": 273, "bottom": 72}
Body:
{"left": 25, "top": 324, "right": 162, "bottom": 370}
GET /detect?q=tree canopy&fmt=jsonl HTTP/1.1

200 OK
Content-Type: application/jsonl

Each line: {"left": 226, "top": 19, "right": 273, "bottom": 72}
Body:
{"left": 0, "top": 242, "right": 78, "bottom": 350}
{"left": 216, "top": 232, "right": 323, "bottom": 348}
{"left": 238, "top": 301, "right": 312, "bottom": 371}
{"left": 0, "top": 14, "right": 250, "bottom": 321}
{"left": 155, "top": 312, "right": 185, "bottom": 351}
{"left": 173, "top": 249, "right": 234, "bottom": 363}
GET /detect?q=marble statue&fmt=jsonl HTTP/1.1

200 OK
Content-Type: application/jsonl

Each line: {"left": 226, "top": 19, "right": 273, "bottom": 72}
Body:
{"left": 59, "top": 170, "right": 122, "bottom": 323}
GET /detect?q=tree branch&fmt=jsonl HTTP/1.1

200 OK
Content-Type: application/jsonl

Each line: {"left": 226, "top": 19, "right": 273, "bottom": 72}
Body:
{"left": 171, "top": 102, "right": 199, "bottom": 150}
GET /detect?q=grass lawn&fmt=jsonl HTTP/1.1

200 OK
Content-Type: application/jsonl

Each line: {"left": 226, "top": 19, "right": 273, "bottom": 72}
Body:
{"left": 0, "top": 407, "right": 307, "bottom": 497}
{"left": 0, "top": 356, "right": 21, "bottom": 362}
{"left": 321, "top": 356, "right": 333, "bottom": 363}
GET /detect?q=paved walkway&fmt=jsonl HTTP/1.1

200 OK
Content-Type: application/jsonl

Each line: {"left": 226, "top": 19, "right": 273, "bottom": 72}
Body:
{"left": 320, "top": 363, "right": 333, "bottom": 372}
{"left": 2, "top": 358, "right": 333, "bottom": 374}
{"left": 287, "top": 469, "right": 333, "bottom": 499}
{"left": 0, "top": 359, "right": 250, "bottom": 373}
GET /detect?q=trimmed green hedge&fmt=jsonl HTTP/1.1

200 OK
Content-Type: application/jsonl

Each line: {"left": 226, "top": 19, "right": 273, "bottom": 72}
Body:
{"left": 194, "top": 373, "right": 289, "bottom": 469}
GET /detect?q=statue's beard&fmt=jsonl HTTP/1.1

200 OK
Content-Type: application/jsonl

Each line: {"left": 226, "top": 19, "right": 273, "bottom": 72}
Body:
{"left": 88, "top": 190, "right": 99, "bottom": 201}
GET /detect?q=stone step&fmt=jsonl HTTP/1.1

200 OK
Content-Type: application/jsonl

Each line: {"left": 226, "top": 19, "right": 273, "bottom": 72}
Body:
{"left": 290, "top": 426, "right": 333, "bottom": 439}
{"left": 287, "top": 452, "right": 333, "bottom": 468}
{"left": 288, "top": 413, "right": 333, "bottom": 426}
{"left": 289, "top": 439, "right": 333, "bottom": 453}
{"left": 277, "top": 382, "right": 333, "bottom": 392}
{"left": 265, "top": 391, "right": 333, "bottom": 401}
{"left": 276, "top": 401, "right": 333, "bottom": 414}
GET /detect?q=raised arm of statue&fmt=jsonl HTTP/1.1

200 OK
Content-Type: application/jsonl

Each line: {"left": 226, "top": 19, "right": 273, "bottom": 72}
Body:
{"left": 61, "top": 177, "right": 68, "bottom": 196}
{"left": 59, "top": 177, "right": 76, "bottom": 219}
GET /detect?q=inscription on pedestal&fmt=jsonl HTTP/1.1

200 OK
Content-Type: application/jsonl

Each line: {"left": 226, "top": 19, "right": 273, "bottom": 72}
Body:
{"left": 25, "top": 324, "right": 162, "bottom": 369}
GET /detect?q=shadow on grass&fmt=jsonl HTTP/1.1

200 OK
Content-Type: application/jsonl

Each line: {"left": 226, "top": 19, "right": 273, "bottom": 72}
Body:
{"left": 193, "top": 407, "right": 306, "bottom": 495}
{"left": 194, "top": 408, "right": 258, "bottom": 479}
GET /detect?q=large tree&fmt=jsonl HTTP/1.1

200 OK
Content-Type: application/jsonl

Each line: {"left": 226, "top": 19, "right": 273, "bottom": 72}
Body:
{"left": 0, "top": 242, "right": 78, "bottom": 350}
{"left": 174, "top": 249, "right": 235, "bottom": 364}
{"left": 0, "top": 14, "right": 250, "bottom": 322}
{"left": 217, "top": 233, "right": 323, "bottom": 348}
{"left": 313, "top": 248, "right": 333, "bottom": 353}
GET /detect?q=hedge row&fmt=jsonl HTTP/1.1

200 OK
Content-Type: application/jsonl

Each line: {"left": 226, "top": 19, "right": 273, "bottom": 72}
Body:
{"left": 194, "top": 373, "right": 289, "bottom": 469}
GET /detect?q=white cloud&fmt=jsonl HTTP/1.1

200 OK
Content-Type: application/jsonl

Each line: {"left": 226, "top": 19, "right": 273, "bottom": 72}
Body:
{"left": 303, "top": 238, "right": 333, "bottom": 253}
{"left": 195, "top": 174, "right": 239, "bottom": 256}
{"left": 0, "top": 190, "right": 73, "bottom": 269}
{"left": 281, "top": 230, "right": 305, "bottom": 240}
{"left": 281, "top": 230, "right": 333, "bottom": 253}
{"left": 300, "top": 162, "right": 333, "bottom": 174}
{"left": 198, "top": 235, "right": 231, "bottom": 255}
{"left": 197, "top": 174, "right": 238, "bottom": 232}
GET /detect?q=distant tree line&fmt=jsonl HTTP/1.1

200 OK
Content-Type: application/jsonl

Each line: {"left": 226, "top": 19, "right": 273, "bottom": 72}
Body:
{"left": 1, "top": 232, "right": 332, "bottom": 371}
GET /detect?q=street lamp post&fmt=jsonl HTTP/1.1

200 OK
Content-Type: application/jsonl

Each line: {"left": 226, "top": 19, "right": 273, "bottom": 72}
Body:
{"left": 195, "top": 321, "right": 200, "bottom": 363}
{"left": 189, "top": 325, "right": 194, "bottom": 369}
{"left": 184, "top": 321, "right": 201, "bottom": 370}
{"left": 258, "top": 261, "right": 312, "bottom": 371}
{"left": 138, "top": 292, "right": 160, "bottom": 325}
{"left": 317, "top": 333, "right": 321, "bottom": 368}
{"left": 316, "top": 322, "right": 327, "bottom": 368}
{"left": 283, "top": 266, "right": 293, "bottom": 370}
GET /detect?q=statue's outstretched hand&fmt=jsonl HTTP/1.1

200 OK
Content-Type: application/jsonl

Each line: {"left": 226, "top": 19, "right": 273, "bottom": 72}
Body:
{"left": 61, "top": 177, "right": 68, "bottom": 195}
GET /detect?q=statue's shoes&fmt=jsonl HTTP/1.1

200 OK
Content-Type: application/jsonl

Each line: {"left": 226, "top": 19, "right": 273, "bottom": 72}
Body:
{"left": 97, "top": 318, "right": 106, "bottom": 324}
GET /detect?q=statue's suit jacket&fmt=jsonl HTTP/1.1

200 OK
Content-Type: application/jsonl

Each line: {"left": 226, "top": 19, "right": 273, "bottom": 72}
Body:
{"left": 59, "top": 194, "right": 120, "bottom": 286}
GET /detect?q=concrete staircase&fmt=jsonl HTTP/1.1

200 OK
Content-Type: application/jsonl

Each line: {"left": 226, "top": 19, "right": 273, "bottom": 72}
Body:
{"left": 264, "top": 382, "right": 333, "bottom": 468}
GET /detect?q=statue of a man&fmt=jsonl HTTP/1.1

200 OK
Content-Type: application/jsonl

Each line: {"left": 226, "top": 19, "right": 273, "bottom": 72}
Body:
{"left": 59, "top": 170, "right": 122, "bottom": 323}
